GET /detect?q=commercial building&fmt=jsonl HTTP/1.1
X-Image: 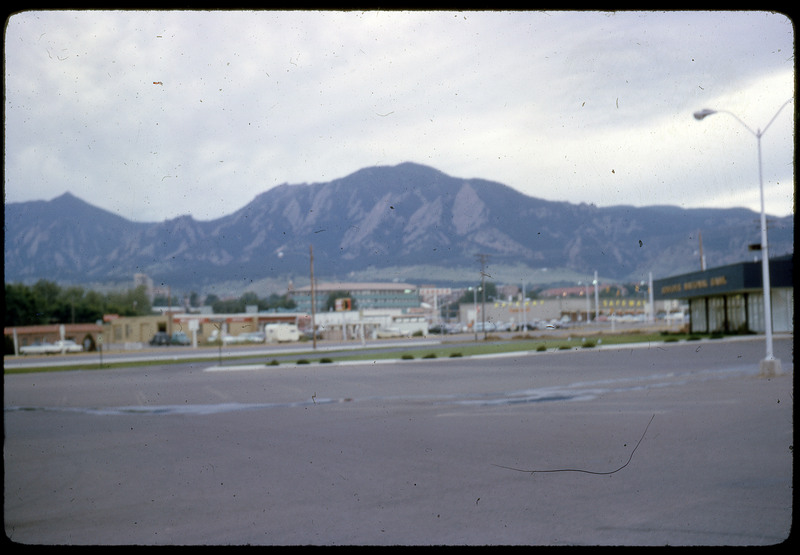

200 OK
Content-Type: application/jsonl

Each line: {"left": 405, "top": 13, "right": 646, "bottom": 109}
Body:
{"left": 99, "top": 311, "right": 310, "bottom": 349}
{"left": 290, "top": 281, "right": 421, "bottom": 314}
{"left": 5, "top": 323, "right": 103, "bottom": 354}
{"left": 653, "top": 254, "right": 793, "bottom": 335}
{"left": 457, "top": 296, "right": 675, "bottom": 330}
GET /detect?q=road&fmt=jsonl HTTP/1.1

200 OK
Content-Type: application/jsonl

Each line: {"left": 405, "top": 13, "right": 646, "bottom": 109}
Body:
{"left": 4, "top": 336, "right": 793, "bottom": 545}
{"left": 0, "top": 321, "right": 680, "bottom": 370}
{"left": 2, "top": 337, "right": 447, "bottom": 370}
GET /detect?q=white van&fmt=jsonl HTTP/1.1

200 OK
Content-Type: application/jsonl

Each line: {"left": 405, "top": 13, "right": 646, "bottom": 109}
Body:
{"left": 264, "top": 323, "right": 300, "bottom": 343}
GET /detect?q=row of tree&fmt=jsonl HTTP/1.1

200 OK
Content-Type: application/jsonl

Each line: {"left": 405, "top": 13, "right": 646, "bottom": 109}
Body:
{"left": 3, "top": 280, "right": 298, "bottom": 328}
{"left": 5, "top": 281, "right": 153, "bottom": 328}
{"left": 203, "top": 292, "right": 296, "bottom": 314}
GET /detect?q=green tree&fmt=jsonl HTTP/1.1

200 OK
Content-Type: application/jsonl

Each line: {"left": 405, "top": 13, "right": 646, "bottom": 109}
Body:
{"left": 60, "top": 285, "right": 86, "bottom": 323}
{"left": 4, "top": 282, "right": 153, "bottom": 326}
{"left": 240, "top": 291, "right": 260, "bottom": 309}
{"left": 211, "top": 297, "right": 243, "bottom": 313}
{"left": 265, "top": 293, "right": 296, "bottom": 310}
{"left": 81, "top": 290, "right": 106, "bottom": 323}
{"left": 31, "top": 280, "right": 62, "bottom": 324}
{"left": 4, "top": 283, "right": 38, "bottom": 326}
{"left": 456, "top": 282, "right": 497, "bottom": 304}
{"left": 526, "top": 287, "right": 542, "bottom": 300}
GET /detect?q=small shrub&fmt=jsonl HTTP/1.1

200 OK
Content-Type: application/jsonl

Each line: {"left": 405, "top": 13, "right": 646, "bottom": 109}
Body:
{"left": 582, "top": 340, "right": 596, "bottom": 348}
{"left": 449, "top": 352, "right": 462, "bottom": 357}
{"left": 320, "top": 357, "right": 333, "bottom": 363}
{"left": 296, "top": 359, "right": 310, "bottom": 364}
{"left": 268, "top": 359, "right": 280, "bottom": 366}
{"left": 401, "top": 354, "right": 414, "bottom": 360}
{"left": 536, "top": 345, "right": 547, "bottom": 352}
{"left": 422, "top": 353, "right": 437, "bottom": 359}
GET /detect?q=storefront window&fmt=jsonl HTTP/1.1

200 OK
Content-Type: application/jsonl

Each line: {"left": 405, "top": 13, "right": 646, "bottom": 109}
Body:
{"left": 771, "top": 288, "right": 793, "bottom": 333}
{"left": 708, "top": 297, "right": 726, "bottom": 333}
{"left": 748, "top": 295, "right": 764, "bottom": 333}
{"left": 690, "top": 298, "right": 707, "bottom": 333}
{"left": 727, "top": 294, "right": 747, "bottom": 333}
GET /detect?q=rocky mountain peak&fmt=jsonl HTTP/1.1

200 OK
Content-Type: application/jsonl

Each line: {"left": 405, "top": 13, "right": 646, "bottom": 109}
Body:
{"left": 4, "top": 162, "right": 794, "bottom": 292}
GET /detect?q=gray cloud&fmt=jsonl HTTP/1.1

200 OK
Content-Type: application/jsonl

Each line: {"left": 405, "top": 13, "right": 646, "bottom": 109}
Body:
{"left": 4, "top": 10, "right": 794, "bottom": 222}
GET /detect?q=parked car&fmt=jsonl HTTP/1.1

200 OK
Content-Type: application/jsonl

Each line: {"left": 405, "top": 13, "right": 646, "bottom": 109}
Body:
{"left": 20, "top": 341, "right": 56, "bottom": 355}
{"left": 207, "top": 329, "right": 246, "bottom": 344}
{"left": 52, "top": 339, "right": 84, "bottom": 353}
{"left": 149, "top": 332, "right": 171, "bottom": 346}
{"left": 240, "top": 331, "right": 265, "bottom": 343}
{"left": 427, "top": 324, "right": 449, "bottom": 334}
{"left": 447, "top": 322, "right": 467, "bottom": 334}
{"left": 171, "top": 331, "right": 191, "bottom": 345}
{"left": 473, "top": 321, "right": 497, "bottom": 333}
{"left": 301, "top": 328, "right": 324, "bottom": 341}
{"left": 376, "top": 327, "right": 408, "bottom": 338}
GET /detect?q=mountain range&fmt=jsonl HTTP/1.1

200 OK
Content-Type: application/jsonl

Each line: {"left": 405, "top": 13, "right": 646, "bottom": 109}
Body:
{"left": 4, "top": 162, "right": 794, "bottom": 294}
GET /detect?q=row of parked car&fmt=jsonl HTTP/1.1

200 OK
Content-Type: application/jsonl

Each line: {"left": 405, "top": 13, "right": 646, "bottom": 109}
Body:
{"left": 19, "top": 339, "right": 84, "bottom": 355}
{"left": 206, "top": 330, "right": 266, "bottom": 345}
{"left": 427, "top": 318, "right": 570, "bottom": 335}
{"left": 148, "top": 331, "right": 192, "bottom": 346}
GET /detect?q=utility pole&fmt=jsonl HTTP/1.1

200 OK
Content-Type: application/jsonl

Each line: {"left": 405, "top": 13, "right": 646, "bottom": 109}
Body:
{"left": 167, "top": 285, "right": 172, "bottom": 337}
{"left": 476, "top": 253, "right": 490, "bottom": 340}
{"left": 698, "top": 230, "right": 706, "bottom": 271}
{"left": 594, "top": 271, "right": 600, "bottom": 321}
{"left": 309, "top": 245, "right": 317, "bottom": 350}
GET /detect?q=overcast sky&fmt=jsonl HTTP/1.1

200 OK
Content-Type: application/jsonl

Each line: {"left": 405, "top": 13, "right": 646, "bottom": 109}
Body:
{"left": 4, "top": 10, "right": 795, "bottom": 223}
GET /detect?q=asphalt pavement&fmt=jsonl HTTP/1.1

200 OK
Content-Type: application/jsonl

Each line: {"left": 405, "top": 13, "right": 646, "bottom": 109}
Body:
{"left": 3, "top": 335, "right": 793, "bottom": 545}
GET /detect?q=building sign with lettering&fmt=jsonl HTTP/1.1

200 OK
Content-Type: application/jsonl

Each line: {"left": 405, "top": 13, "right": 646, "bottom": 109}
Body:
{"left": 650, "top": 257, "right": 793, "bottom": 300}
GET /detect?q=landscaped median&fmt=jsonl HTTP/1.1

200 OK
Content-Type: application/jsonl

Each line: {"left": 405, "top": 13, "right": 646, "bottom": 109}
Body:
{"left": 203, "top": 331, "right": 754, "bottom": 370}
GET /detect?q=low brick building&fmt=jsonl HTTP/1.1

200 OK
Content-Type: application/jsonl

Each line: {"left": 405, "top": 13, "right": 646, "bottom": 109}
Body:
{"left": 5, "top": 323, "right": 103, "bottom": 354}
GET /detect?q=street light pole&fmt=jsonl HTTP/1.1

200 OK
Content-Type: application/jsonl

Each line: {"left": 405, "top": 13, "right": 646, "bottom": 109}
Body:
{"left": 470, "top": 286, "right": 479, "bottom": 341}
{"left": 693, "top": 98, "right": 792, "bottom": 376}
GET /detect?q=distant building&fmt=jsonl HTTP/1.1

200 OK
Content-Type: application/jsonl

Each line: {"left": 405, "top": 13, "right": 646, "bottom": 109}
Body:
{"left": 540, "top": 284, "right": 616, "bottom": 298}
{"left": 498, "top": 284, "right": 520, "bottom": 300}
{"left": 5, "top": 323, "right": 103, "bottom": 353}
{"left": 100, "top": 312, "right": 311, "bottom": 349}
{"left": 290, "top": 282, "right": 421, "bottom": 313}
{"left": 418, "top": 285, "right": 454, "bottom": 307}
{"left": 653, "top": 254, "right": 793, "bottom": 334}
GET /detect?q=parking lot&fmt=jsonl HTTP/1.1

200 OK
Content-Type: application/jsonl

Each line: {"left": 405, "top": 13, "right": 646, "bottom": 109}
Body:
{"left": 4, "top": 335, "right": 793, "bottom": 545}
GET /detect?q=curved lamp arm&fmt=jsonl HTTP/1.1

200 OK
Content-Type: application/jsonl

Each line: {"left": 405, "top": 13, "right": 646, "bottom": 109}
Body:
{"left": 694, "top": 97, "right": 793, "bottom": 138}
